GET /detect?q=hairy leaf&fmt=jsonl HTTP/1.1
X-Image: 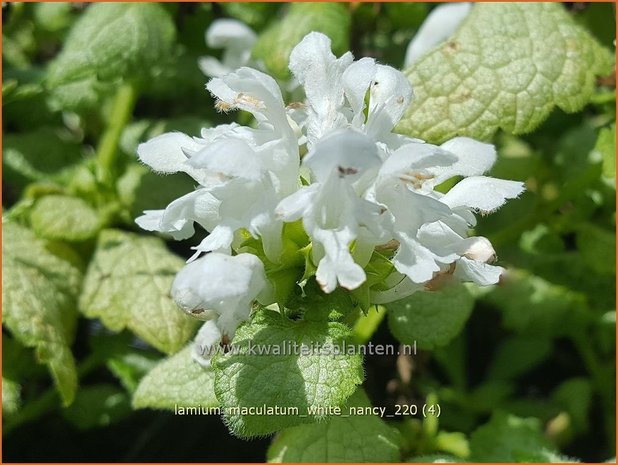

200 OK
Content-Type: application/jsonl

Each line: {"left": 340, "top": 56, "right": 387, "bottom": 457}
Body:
{"left": 31, "top": 195, "right": 101, "bottom": 241}
{"left": 213, "top": 310, "right": 364, "bottom": 437}
{"left": 133, "top": 345, "right": 217, "bottom": 411}
{"left": 2, "top": 222, "right": 81, "bottom": 405}
{"left": 79, "top": 229, "right": 197, "bottom": 354}
{"left": 398, "top": 3, "right": 613, "bottom": 143}
{"left": 267, "top": 390, "right": 400, "bottom": 462}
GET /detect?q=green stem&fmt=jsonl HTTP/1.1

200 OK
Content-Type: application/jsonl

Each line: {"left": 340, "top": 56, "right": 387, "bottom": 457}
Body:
{"left": 352, "top": 305, "right": 386, "bottom": 344}
{"left": 95, "top": 81, "right": 138, "bottom": 186}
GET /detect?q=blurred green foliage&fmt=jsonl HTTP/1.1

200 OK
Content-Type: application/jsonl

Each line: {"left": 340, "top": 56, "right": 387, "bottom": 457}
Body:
{"left": 2, "top": 2, "right": 615, "bottom": 462}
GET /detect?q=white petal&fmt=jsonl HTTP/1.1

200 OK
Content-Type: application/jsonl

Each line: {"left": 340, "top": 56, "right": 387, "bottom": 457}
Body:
{"left": 365, "top": 65, "right": 414, "bottom": 137}
{"left": 433, "top": 137, "right": 496, "bottom": 183}
{"left": 404, "top": 3, "right": 471, "bottom": 66}
{"left": 192, "top": 321, "right": 222, "bottom": 368}
{"left": 137, "top": 132, "right": 202, "bottom": 176}
{"left": 442, "top": 176, "right": 525, "bottom": 213}
{"left": 276, "top": 185, "right": 318, "bottom": 221}
{"left": 454, "top": 256, "right": 503, "bottom": 286}
{"left": 207, "top": 67, "right": 289, "bottom": 129}
{"left": 189, "top": 138, "right": 262, "bottom": 181}
{"left": 393, "top": 233, "right": 440, "bottom": 283}
{"left": 459, "top": 236, "right": 496, "bottom": 263}
{"left": 289, "top": 32, "right": 353, "bottom": 142}
{"left": 198, "top": 56, "right": 231, "bottom": 79}
{"left": 206, "top": 19, "right": 256, "bottom": 49}
{"left": 136, "top": 190, "right": 217, "bottom": 240}
{"left": 171, "top": 253, "right": 268, "bottom": 336}
{"left": 190, "top": 225, "right": 235, "bottom": 259}
{"left": 342, "top": 57, "right": 377, "bottom": 125}
{"left": 303, "top": 129, "right": 381, "bottom": 188}
{"left": 314, "top": 228, "right": 366, "bottom": 293}
{"left": 135, "top": 210, "right": 165, "bottom": 233}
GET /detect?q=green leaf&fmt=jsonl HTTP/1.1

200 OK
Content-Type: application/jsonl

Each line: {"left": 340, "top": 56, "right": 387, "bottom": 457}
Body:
{"left": 62, "top": 384, "right": 132, "bottom": 430}
{"left": 267, "top": 390, "right": 400, "bottom": 462}
{"left": 2, "top": 222, "right": 81, "bottom": 405}
{"left": 213, "top": 309, "right": 364, "bottom": 437}
{"left": 252, "top": 3, "right": 351, "bottom": 80}
{"left": 486, "top": 336, "right": 552, "bottom": 381}
{"left": 79, "top": 229, "right": 198, "bottom": 354}
{"left": 469, "top": 412, "right": 555, "bottom": 462}
{"left": 595, "top": 124, "right": 616, "bottom": 180}
{"left": 398, "top": 3, "right": 613, "bottom": 143}
{"left": 47, "top": 3, "right": 176, "bottom": 109}
{"left": 133, "top": 345, "right": 217, "bottom": 411}
{"left": 552, "top": 378, "right": 593, "bottom": 434}
{"left": 31, "top": 195, "right": 101, "bottom": 241}
{"left": 387, "top": 284, "right": 475, "bottom": 349}
{"left": 575, "top": 223, "right": 616, "bottom": 275}
{"left": 3, "top": 127, "right": 82, "bottom": 194}
{"left": 106, "top": 351, "right": 158, "bottom": 393}
{"left": 484, "top": 270, "right": 588, "bottom": 338}
{"left": 2, "top": 378, "right": 21, "bottom": 416}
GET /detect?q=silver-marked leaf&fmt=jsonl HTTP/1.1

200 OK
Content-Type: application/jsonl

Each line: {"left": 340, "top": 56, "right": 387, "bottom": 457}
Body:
{"left": 398, "top": 3, "right": 613, "bottom": 143}
{"left": 79, "top": 229, "right": 197, "bottom": 354}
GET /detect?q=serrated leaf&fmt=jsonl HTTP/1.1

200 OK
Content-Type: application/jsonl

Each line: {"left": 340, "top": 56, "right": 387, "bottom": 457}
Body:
{"left": 469, "top": 412, "right": 555, "bottom": 462}
{"left": 252, "top": 3, "right": 351, "bottom": 80}
{"left": 2, "top": 378, "right": 21, "bottom": 416}
{"left": 213, "top": 309, "right": 364, "bottom": 438}
{"left": 62, "top": 384, "right": 132, "bottom": 430}
{"left": 2, "top": 222, "right": 81, "bottom": 405}
{"left": 47, "top": 3, "right": 175, "bottom": 109}
{"left": 387, "top": 284, "right": 475, "bottom": 350}
{"left": 267, "top": 390, "right": 400, "bottom": 462}
{"left": 31, "top": 195, "right": 101, "bottom": 241}
{"left": 79, "top": 229, "right": 198, "bottom": 354}
{"left": 133, "top": 345, "right": 217, "bottom": 411}
{"left": 398, "top": 3, "right": 613, "bottom": 143}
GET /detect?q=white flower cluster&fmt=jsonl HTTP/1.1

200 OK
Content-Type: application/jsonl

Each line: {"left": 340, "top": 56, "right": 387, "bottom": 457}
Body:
{"left": 136, "top": 32, "right": 523, "bottom": 359}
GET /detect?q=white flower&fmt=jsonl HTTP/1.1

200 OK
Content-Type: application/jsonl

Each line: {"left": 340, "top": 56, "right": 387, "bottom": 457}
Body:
{"left": 404, "top": 3, "right": 472, "bottom": 67}
{"left": 198, "top": 19, "right": 258, "bottom": 78}
{"left": 171, "top": 252, "right": 270, "bottom": 337}
{"left": 277, "top": 129, "right": 387, "bottom": 292}
{"left": 137, "top": 28, "right": 525, "bottom": 325}
{"left": 136, "top": 67, "right": 299, "bottom": 262}
{"left": 192, "top": 320, "right": 222, "bottom": 368}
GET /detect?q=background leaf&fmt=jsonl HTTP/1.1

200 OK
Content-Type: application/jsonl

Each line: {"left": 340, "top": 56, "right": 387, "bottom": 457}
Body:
{"left": 387, "top": 284, "right": 475, "bottom": 349}
{"left": 398, "top": 3, "right": 613, "bottom": 143}
{"left": 133, "top": 345, "right": 217, "bottom": 411}
{"left": 79, "top": 229, "right": 198, "bottom": 354}
{"left": 2, "top": 222, "right": 82, "bottom": 405}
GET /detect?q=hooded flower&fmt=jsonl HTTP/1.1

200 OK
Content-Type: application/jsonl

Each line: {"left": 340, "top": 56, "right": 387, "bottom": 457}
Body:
{"left": 199, "top": 19, "right": 258, "bottom": 78}
{"left": 171, "top": 252, "right": 270, "bottom": 337}
{"left": 136, "top": 26, "right": 524, "bottom": 347}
